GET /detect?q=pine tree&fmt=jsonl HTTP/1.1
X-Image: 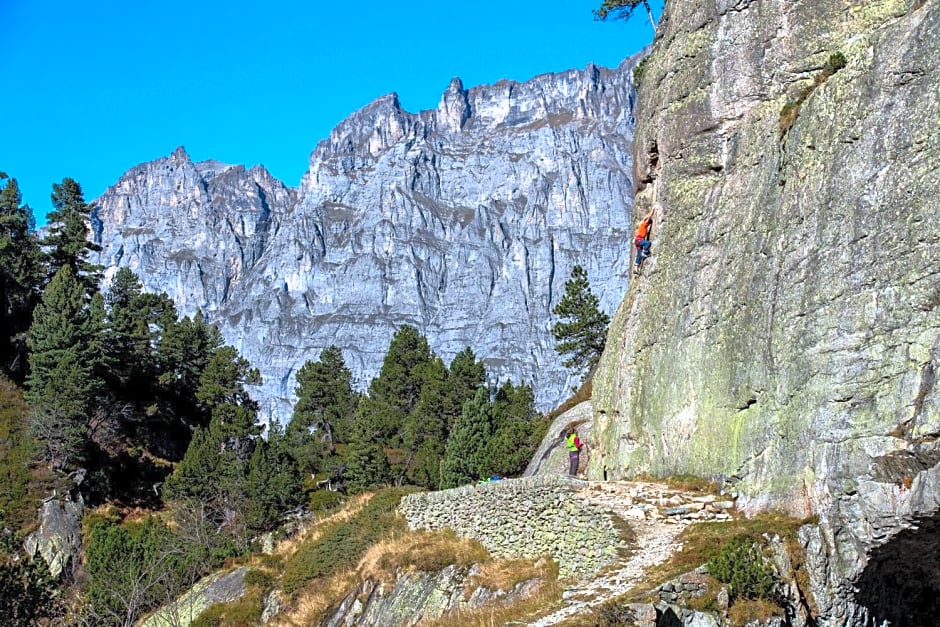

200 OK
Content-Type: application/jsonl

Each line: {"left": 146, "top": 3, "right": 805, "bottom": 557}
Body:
{"left": 593, "top": 0, "right": 658, "bottom": 32}
{"left": 245, "top": 423, "right": 303, "bottom": 532}
{"left": 444, "top": 347, "right": 486, "bottom": 430}
{"left": 402, "top": 356, "right": 448, "bottom": 488}
{"left": 289, "top": 345, "right": 358, "bottom": 474}
{"left": 440, "top": 388, "right": 496, "bottom": 489}
{"left": 343, "top": 421, "right": 390, "bottom": 494}
{"left": 25, "top": 266, "right": 105, "bottom": 469}
{"left": 488, "top": 381, "right": 545, "bottom": 477}
{"left": 42, "top": 178, "right": 102, "bottom": 297}
{"left": 156, "top": 312, "right": 223, "bottom": 430}
{"left": 551, "top": 265, "right": 610, "bottom": 380}
{"left": 0, "top": 173, "right": 42, "bottom": 380}
{"left": 358, "top": 326, "right": 433, "bottom": 445}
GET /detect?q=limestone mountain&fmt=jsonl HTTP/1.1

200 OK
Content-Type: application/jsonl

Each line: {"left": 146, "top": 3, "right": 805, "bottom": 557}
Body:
{"left": 591, "top": 0, "right": 939, "bottom": 622}
{"left": 92, "top": 56, "right": 643, "bottom": 419}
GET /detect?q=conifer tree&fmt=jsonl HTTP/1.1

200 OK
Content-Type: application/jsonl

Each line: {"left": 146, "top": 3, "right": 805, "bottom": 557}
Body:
{"left": 444, "top": 347, "right": 486, "bottom": 429}
{"left": 402, "top": 355, "right": 448, "bottom": 488}
{"left": 42, "top": 178, "right": 102, "bottom": 297}
{"left": 25, "top": 266, "right": 105, "bottom": 469}
{"left": 440, "top": 388, "right": 496, "bottom": 489}
{"left": 358, "top": 326, "right": 433, "bottom": 445}
{"left": 246, "top": 423, "right": 303, "bottom": 531}
{"left": 488, "top": 381, "right": 544, "bottom": 477}
{"left": 0, "top": 173, "right": 42, "bottom": 380}
{"left": 594, "top": 0, "right": 658, "bottom": 32}
{"left": 289, "top": 345, "right": 358, "bottom": 473}
{"left": 551, "top": 265, "right": 610, "bottom": 379}
{"left": 343, "top": 421, "right": 390, "bottom": 494}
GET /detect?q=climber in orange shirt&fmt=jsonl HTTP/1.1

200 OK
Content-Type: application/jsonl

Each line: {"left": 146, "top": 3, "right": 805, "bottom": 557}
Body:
{"left": 633, "top": 209, "right": 654, "bottom": 276}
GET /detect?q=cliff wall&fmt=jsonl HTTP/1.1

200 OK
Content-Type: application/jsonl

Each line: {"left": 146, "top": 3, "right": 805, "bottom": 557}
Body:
{"left": 591, "top": 0, "right": 939, "bottom": 622}
{"left": 93, "top": 56, "right": 643, "bottom": 418}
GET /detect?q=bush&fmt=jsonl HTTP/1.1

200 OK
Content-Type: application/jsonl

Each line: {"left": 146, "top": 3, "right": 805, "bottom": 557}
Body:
{"left": 281, "top": 488, "right": 413, "bottom": 595}
{"left": 707, "top": 535, "right": 778, "bottom": 603}
{"left": 307, "top": 489, "right": 344, "bottom": 514}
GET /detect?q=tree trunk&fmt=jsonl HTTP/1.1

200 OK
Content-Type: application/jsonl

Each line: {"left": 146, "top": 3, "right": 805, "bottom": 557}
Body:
{"left": 643, "top": 0, "right": 657, "bottom": 34}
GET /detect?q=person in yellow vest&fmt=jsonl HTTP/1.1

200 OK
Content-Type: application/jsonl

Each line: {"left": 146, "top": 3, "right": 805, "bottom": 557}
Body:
{"left": 566, "top": 428, "right": 583, "bottom": 476}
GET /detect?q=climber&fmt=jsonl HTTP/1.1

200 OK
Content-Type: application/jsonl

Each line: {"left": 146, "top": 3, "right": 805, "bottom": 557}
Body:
{"left": 566, "top": 427, "right": 583, "bottom": 476}
{"left": 633, "top": 208, "right": 655, "bottom": 276}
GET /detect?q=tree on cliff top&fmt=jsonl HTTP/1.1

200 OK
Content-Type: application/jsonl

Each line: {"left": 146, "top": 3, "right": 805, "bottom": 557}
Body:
{"left": 594, "top": 0, "right": 658, "bottom": 32}
{"left": 551, "top": 265, "right": 610, "bottom": 380}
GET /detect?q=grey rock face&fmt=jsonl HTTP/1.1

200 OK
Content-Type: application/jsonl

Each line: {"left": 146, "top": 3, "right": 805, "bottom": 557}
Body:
{"left": 591, "top": 0, "right": 940, "bottom": 624}
{"left": 93, "top": 58, "right": 643, "bottom": 419}
{"left": 23, "top": 493, "right": 84, "bottom": 578}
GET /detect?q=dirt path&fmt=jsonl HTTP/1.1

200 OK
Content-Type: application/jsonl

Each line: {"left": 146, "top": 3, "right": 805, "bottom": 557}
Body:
{"left": 527, "top": 480, "right": 733, "bottom": 626}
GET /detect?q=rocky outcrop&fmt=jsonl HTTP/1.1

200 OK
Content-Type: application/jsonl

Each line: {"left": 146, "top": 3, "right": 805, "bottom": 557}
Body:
{"left": 591, "top": 0, "right": 939, "bottom": 624}
{"left": 93, "top": 55, "right": 643, "bottom": 418}
{"left": 141, "top": 566, "right": 249, "bottom": 627}
{"left": 399, "top": 475, "right": 625, "bottom": 578}
{"left": 23, "top": 492, "right": 84, "bottom": 579}
{"left": 321, "top": 564, "right": 542, "bottom": 627}
{"left": 524, "top": 401, "right": 594, "bottom": 477}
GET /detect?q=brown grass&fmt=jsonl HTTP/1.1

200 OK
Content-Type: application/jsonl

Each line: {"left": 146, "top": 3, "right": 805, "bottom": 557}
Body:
{"left": 729, "top": 597, "right": 785, "bottom": 624}
{"left": 358, "top": 529, "right": 490, "bottom": 583}
{"left": 626, "top": 512, "right": 816, "bottom": 599}
{"left": 636, "top": 473, "right": 721, "bottom": 494}
{"left": 274, "top": 492, "right": 373, "bottom": 557}
{"left": 270, "top": 570, "right": 359, "bottom": 627}
{"left": 423, "top": 561, "right": 563, "bottom": 627}
{"left": 546, "top": 379, "right": 592, "bottom": 422}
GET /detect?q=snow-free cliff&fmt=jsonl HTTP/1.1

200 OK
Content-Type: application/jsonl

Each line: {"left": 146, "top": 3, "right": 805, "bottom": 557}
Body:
{"left": 591, "top": 0, "right": 939, "bottom": 623}
{"left": 93, "top": 55, "right": 644, "bottom": 418}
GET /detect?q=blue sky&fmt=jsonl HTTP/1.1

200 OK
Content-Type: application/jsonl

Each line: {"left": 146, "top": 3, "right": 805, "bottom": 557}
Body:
{"left": 1, "top": 1, "right": 661, "bottom": 224}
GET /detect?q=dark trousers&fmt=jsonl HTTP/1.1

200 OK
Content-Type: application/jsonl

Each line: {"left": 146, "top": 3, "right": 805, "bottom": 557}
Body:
{"left": 635, "top": 239, "right": 651, "bottom": 265}
{"left": 569, "top": 451, "right": 580, "bottom": 476}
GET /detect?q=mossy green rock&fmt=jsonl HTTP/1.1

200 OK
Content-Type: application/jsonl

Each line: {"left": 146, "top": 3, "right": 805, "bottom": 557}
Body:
{"left": 594, "top": 0, "right": 939, "bottom": 514}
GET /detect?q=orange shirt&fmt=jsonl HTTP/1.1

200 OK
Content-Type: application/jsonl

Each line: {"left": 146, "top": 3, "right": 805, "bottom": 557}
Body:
{"left": 635, "top": 217, "right": 652, "bottom": 240}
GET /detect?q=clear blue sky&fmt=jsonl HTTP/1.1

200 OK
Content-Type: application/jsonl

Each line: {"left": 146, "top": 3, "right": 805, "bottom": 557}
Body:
{"left": 1, "top": 1, "right": 661, "bottom": 225}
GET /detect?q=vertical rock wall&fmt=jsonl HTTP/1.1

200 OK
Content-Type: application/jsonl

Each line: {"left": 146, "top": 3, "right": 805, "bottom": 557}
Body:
{"left": 592, "top": 1, "right": 940, "bottom": 621}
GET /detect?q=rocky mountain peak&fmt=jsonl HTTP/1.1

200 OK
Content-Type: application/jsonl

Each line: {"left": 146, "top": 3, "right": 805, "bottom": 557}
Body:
{"left": 94, "top": 51, "right": 646, "bottom": 419}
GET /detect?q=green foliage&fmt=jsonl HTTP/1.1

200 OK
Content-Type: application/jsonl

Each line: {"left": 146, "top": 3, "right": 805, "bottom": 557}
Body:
{"left": 191, "top": 587, "right": 265, "bottom": 627}
{"left": 0, "top": 377, "right": 42, "bottom": 529}
{"left": 343, "top": 421, "right": 391, "bottom": 494}
{"left": 85, "top": 516, "right": 201, "bottom": 626}
{"left": 281, "top": 488, "right": 411, "bottom": 595}
{"left": 358, "top": 326, "right": 433, "bottom": 445}
{"left": 308, "top": 489, "right": 345, "bottom": 514}
{"left": 42, "top": 177, "right": 102, "bottom": 297}
{"left": 551, "top": 265, "right": 610, "bottom": 380}
{"left": 632, "top": 55, "right": 650, "bottom": 86}
{"left": 707, "top": 535, "right": 779, "bottom": 603}
{"left": 289, "top": 345, "right": 358, "bottom": 474}
{"left": 779, "top": 50, "right": 848, "bottom": 136}
{"left": 0, "top": 511, "right": 56, "bottom": 624}
{"left": 0, "top": 172, "right": 42, "bottom": 381}
{"left": 488, "top": 381, "right": 546, "bottom": 477}
{"left": 26, "top": 265, "right": 105, "bottom": 470}
{"left": 440, "top": 388, "right": 496, "bottom": 488}
{"left": 594, "top": 0, "right": 657, "bottom": 28}
{"left": 245, "top": 423, "right": 303, "bottom": 532}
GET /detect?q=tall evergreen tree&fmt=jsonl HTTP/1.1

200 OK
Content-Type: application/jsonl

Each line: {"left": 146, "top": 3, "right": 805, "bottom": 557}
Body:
{"left": 343, "top": 421, "right": 390, "bottom": 494}
{"left": 245, "top": 422, "right": 303, "bottom": 532}
{"left": 402, "top": 355, "right": 448, "bottom": 489}
{"left": 0, "top": 173, "right": 42, "bottom": 380}
{"left": 551, "top": 265, "right": 610, "bottom": 380}
{"left": 42, "top": 177, "right": 102, "bottom": 296}
{"left": 443, "top": 347, "right": 487, "bottom": 430}
{"left": 488, "top": 381, "right": 544, "bottom": 477}
{"left": 156, "top": 312, "right": 223, "bottom": 430}
{"left": 358, "top": 326, "right": 433, "bottom": 446}
{"left": 25, "top": 266, "right": 105, "bottom": 469}
{"left": 440, "top": 388, "right": 496, "bottom": 489}
{"left": 289, "top": 345, "right": 358, "bottom": 473}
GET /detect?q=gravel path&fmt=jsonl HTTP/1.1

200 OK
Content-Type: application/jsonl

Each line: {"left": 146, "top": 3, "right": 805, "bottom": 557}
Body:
{"left": 527, "top": 480, "right": 733, "bottom": 626}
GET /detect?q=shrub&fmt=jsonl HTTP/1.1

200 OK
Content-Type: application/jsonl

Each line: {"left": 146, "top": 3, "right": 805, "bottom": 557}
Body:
{"left": 779, "top": 50, "right": 847, "bottom": 136}
{"left": 280, "top": 488, "right": 413, "bottom": 595}
{"left": 308, "top": 489, "right": 345, "bottom": 514}
{"left": 707, "top": 535, "right": 778, "bottom": 603}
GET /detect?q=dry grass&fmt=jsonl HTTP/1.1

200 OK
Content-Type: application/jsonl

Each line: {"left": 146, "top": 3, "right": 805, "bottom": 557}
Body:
{"left": 729, "top": 597, "right": 785, "bottom": 624}
{"left": 423, "top": 562, "right": 563, "bottom": 627}
{"left": 546, "top": 379, "right": 592, "bottom": 422}
{"left": 626, "top": 511, "right": 816, "bottom": 599}
{"left": 471, "top": 557, "right": 558, "bottom": 594}
{"left": 634, "top": 473, "right": 721, "bottom": 494}
{"left": 358, "top": 529, "right": 490, "bottom": 583}
{"left": 270, "top": 570, "right": 359, "bottom": 627}
{"left": 273, "top": 492, "right": 373, "bottom": 557}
